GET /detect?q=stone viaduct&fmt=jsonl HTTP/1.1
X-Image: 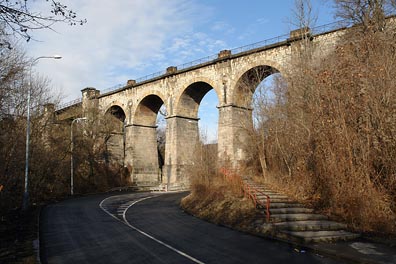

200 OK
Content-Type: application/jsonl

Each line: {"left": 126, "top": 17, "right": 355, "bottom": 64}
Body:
{"left": 53, "top": 22, "right": 345, "bottom": 190}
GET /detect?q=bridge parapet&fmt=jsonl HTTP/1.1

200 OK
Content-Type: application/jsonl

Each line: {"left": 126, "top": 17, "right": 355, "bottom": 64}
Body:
{"left": 127, "top": 79, "right": 136, "bottom": 86}
{"left": 56, "top": 19, "right": 348, "bottom": 113}
{"left": 50, "top": 18, "right": 361, "bottom": 188}
{"left": 56, "top": 98, "right": 82, "bottom": 111}
{"left": 166, "top": 66, "right": 177, "bottom": 74}
{"left": 218, "top": 50, "right": 231, "bottom": 59}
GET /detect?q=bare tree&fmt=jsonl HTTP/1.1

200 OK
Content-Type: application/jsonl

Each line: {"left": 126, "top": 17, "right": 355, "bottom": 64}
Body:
{"left": 0, "top": 36, "right": 62, "bottom": 209}
{"left": 333, "top": 0, "right": 396, "bottom": 30}
{"left": 0, "top": 0, "right": 86, "bottom": 47}
{"left": 292, "top": 0, "right": 317, "bottom": 29}
{"left": 247, "top": 0, "right": 396, "bottom": 233}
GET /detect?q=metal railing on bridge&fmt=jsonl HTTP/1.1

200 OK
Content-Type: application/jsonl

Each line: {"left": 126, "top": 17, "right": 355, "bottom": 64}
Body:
{"left": 57, "top": 20, "right": 347, "bottom": 111}
{"left": 56, "top": 98, "right": 82, "bottom": 111}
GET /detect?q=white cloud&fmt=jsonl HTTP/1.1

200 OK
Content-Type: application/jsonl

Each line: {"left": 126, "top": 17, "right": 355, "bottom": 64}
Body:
{"left": 26, "top": 0, "right": 205, "bottom": 102}
{"left": 211, "top": 21, "right": 235, "bottom": 35}
{"left": 22, "top": 0, "right": 270, "bottom": 141}
{"left": 256, "top": 17, "right": 270, "bottom": 25}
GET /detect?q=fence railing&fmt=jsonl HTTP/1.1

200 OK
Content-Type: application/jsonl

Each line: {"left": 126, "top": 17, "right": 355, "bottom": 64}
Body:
{"left": 177, "top": 54, "right": 219, "bottom": 71}
{"left": 311, "top": 19, "right": 348, "bottom": 35}
{"left": 58, "top": 20, "right": 347, "bottom": 111}
{"left": 56, "top": 98, "right": 82, "bottom": 111}
{"left": 231, "top": 34, "right": 290, "bottom": 55}
{"left": 100, "top": 83, "right": 124, "bottom": 95}
{"left": 135, "top": 69, "right": 166, "bottom": 83}
{"left": 220, "top": 167, "right": 271, "bottom": 222}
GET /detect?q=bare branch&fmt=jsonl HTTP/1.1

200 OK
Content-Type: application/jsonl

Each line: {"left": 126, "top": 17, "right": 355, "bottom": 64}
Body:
{"left": 0, "top": 0, "right": 86, "bottom": 46}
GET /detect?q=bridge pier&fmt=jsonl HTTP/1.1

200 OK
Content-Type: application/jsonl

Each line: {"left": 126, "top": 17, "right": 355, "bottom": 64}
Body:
{"left": 218, "top": 105, "right": 253, "bottom": 168}
{"left": 164, "top": 116, "right": 199, "bottom": 190}
{"left": 106, "top": 132, "right": 124, "bottom": 164}
{"left": 124, "top": 124, "right": 160, "bottom": 186}
{"left": 81, "top": 87, "right": 99, "bottom": 117}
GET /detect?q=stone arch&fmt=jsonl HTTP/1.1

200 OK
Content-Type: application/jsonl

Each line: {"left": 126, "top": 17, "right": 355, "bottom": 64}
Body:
{"left": 217, "top": 61, "right": 287, "bottom": 167}
{"left": 232, "top": 59, "right": 286, "bottom": 83}
{"left": 133, "top": 94, "right": 165, "bottom": 126}
{"left": 104, "top": 104, "right": 126, "bottom": 133}
{"left": 130, "top": 91, "right": 167, "bottom": 125}
{"left": 125, "top": 93, "right": 166, "bottom": 186}
{"left": 174, "top": 80, "right": 220, "bottom": 118}
{"left": 102, "top": 100, "right": 127, "bottom": 115}
{"left": 103, "top": 105, "right": 127, "bottom": 164}
{"left": 105, "top": 105, "right": 126, "bottom": 121}
{"left": 231, "top": 62, "right": 285, "bottom": 108}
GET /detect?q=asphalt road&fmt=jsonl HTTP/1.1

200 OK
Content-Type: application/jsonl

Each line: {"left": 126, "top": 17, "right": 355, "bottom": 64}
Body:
{"left": 40, "top": 191, "right": 342, "bottom": 264}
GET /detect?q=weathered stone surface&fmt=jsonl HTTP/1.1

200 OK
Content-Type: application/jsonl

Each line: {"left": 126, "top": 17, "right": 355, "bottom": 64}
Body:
{"left": 125, "top": 124, "right": 160, "bottom": 184}
{"left": 53, "top": 26, "right": 347, "bottom": 187}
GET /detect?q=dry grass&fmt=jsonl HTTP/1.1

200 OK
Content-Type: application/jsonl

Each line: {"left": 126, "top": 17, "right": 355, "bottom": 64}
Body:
{"left": 181, "top": 142, "right": 258, "bottom": 230}
{"left": 248, "top": 20, "right": 396, "bottom": 235}
{"left": 181, "top": 182, "right": 256, "bottom": 228}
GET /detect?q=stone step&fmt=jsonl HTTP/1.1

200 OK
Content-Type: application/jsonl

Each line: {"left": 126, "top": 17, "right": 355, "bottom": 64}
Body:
{"left": 279, "top": 230, "right": 360, "bottom": 243}
{"left": 247, "top": 187, "right": 275, "bottom": 193}
{"left": 243, "top": 180, "right": 360, "bottom": 244}
{"left": 256, "top": 191, "right": 284, "bottom": 196}
{"left": 257, "top": 194, "right": 289, "bottom": 199}
{"left": 270, "top": 213, "right": 328, "bottom": 222}
{"left": 269, "top": 202, "right": 304, "bottom": 208}
{"left": 253, "top": 190, "right": 282, "bottom": 194}
{"left": 273, "top": 220, "right": 347, "bottom": 231}
{"left": 264, "top": 198, "right": 294, "bottom": 203}
{"left": 244, "top": 184, "right": 272, "bottom": 189}
{"left": 247, "top": 189, "right": 277, "bottom": 195}
{"left": 270, "top": 207, "right": 314, "bottom": 214}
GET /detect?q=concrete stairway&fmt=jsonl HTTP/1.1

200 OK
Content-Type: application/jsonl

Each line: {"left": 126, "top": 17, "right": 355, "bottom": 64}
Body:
{"left": 245, "top": 180, "right": 360, "bottom": 243}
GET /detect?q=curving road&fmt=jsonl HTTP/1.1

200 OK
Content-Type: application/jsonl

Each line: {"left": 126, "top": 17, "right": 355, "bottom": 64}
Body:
{"left": 40, "top": 191, "right": 342, "bottom": 264}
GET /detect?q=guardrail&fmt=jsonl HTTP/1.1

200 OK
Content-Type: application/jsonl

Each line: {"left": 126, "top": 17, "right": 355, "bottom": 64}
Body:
{"left": 98, "top": 20, "right": 347, "bottom": 96}
{"left": 56, "top": 98, "right": 82, "bottom": 111}
{"left": 244, "top": 182, "right": 271, "bottom": 223}
{"left": 58, "top": 20, "right": 347, "bottom": 111}
{"left": 177, "top": 54, "right": 218, "bottom": 71}
{"left": 230, "top": 34, "right": 289, "bottom": 55}
{"left": 311, "top": 19, "right": 348, "bottom": 34}
{"left": 100, "top": 83, "right": 124, "bottom": 95}
{"left": 135, "top": 69, "right": 167, "bottom": 83}
{"left": 220, "top": 167, "right": 271, "bottom": 222}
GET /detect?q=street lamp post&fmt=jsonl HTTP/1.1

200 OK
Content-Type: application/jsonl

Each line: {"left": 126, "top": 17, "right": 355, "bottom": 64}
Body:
{"left": 23, "top": 55, "right": 62, "bottom": 211}
{"left": 70, "top": 117, "right": 87, "bottom": 195}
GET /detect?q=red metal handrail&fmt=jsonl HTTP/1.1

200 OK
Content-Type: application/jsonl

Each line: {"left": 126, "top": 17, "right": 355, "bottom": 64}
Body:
{"left": 220, "top": 168, "right": 271, "bottom": 222}
{"left": 245, "top": 183, "right": 271, "bottom": 223}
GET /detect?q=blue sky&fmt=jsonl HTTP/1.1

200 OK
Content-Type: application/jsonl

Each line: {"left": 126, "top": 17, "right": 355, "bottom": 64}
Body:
{"left": 26, "top": 0, "right": 337, "bottom": 142}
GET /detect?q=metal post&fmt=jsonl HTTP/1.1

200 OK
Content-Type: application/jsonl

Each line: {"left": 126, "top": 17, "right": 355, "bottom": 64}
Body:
{"left": 22, "top": 87, "right": 31, "bottom": 211}
{"left": 70, "top": 117, "right": 87, "bottom": 195}
{"left": 71, "top": 120, "right": 74, "bottom": 196}
{"left": 22, "top": 55, "right": 62, "bottom": 211}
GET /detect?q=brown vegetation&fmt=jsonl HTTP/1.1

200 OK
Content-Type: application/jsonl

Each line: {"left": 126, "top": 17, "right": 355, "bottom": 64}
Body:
{"left": 0, "top": 38, "right": 127, "bottom": 263}
{"left": 249, "top": 1, "right": 396, "bottom": 234}
{"left": 187, "top": 0, "right": 396, "bottom": 236}
{"left": 0, "top": 46, "right": 129, "bottom": 264}
{"left": 181, "top": 139, "right": 257, "bottom": 229}
{"left": 0, "top": 39, "right": 126, "bottom": 213}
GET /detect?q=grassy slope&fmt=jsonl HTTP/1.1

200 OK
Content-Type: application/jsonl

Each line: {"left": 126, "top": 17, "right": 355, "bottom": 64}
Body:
{"left": 180, "top": 183, "right": 271, "bottom": 235}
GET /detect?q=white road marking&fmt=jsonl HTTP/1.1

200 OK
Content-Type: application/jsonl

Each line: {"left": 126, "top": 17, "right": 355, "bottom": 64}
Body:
{"left": 99, "top": 195, "right": 205, "bottom": 264}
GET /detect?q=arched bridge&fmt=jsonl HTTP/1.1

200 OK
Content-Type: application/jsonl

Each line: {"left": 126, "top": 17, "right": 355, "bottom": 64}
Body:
{"left": 51, "top": 22, "right": 345, "bottom": 190}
